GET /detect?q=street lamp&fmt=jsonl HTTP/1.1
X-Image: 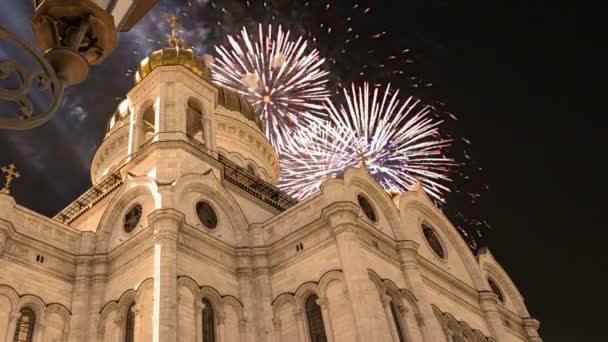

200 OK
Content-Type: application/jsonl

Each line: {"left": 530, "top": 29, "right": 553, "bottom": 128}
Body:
{"left": 0, "top": 0, "right": 158, "bottom": 130}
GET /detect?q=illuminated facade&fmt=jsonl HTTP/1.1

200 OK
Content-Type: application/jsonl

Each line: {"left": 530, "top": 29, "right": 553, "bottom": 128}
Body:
{"left": 0, "top": 43, "right": 542, "bottom": 342}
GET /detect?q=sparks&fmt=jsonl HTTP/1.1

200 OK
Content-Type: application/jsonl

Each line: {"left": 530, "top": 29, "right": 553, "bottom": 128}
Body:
{"left": 279, "top": 83, "right": 456, "bottom": 202}
{"left": 212, "top": 24, "right": 331, "bottom": 151}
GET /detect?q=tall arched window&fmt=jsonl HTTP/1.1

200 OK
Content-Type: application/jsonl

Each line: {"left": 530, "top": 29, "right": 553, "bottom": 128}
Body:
{"left": 187, "top": 98, "right": 204, "bottom": 143}
{"left": 305, "top": 294, "right": 327, "bottom": 342}
{"left": 142, "top": 105, "right": 156, "bottom": 143}
{"left": 202, "top": 299, "right": 215, "bottom": 342}
{"left": 13, "top": 307, "right": 35, "bottom": 342}
{"left": 124, "top": 303, "right": 136, "bottom": 342}
{"left": 389, "top": 300, "right": 407, "bottom": 342}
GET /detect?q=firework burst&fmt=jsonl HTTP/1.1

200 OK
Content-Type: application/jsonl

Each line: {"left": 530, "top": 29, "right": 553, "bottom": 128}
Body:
{"left": 279, "top": 83, "right": 456, "bottom": 201}
{"left": 212, "top": 24, "right": 330, "bottom": 150}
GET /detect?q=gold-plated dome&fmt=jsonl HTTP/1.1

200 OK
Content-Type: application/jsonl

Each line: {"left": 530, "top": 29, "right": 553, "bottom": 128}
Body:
{"left": 134, "top": 47, "right": 211, "bottom": 84}
{"left": 133, "top": 14, "right": 263, "bottom": 130}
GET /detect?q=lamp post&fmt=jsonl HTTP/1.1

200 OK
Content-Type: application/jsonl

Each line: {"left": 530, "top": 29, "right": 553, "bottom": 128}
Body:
{"left": 0, "top": 0, "right": 158, "bottom": 130}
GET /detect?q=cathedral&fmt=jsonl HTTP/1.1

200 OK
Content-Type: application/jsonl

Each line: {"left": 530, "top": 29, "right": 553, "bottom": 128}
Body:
{"left": 0, "top": 37, "right": 542, "bottom": 342}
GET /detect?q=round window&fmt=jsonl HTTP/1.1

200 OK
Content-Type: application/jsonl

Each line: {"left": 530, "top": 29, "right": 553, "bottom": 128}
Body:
{"left": 196, "top": 201, "right": 218, "bottom": 229}
{"left": 488, "top": 278, "right": 505, "bottom": 303}
{"left": 357, "top": 194, "right": 377, "bottom": 222}
{"left": 422, "top": 223, "right": 445, "bottom": 259}
{"left": 123, "top": 204, "right": 142, "bottom": 233}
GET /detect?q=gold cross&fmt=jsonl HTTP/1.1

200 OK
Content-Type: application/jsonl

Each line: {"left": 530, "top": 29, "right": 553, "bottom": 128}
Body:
{"left": 164, "top": 13, "right": 182, "bottom": 47}
{"left": 1, "top": 163, "right": 20, "bottom": 195}
{"left": 356, "top": 149, "right": 368, "bottom": 168}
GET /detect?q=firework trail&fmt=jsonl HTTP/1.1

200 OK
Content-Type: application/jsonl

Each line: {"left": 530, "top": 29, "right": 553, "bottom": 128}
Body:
{"left": 279, "top": 82, "right": 456, "bottom": 202}
{"left": 212, "top": 24, "right": 330, "bottom": 150}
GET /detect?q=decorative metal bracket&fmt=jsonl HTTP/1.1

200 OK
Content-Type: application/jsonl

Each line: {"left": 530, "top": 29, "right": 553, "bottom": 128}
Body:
{"left": 0, "top": 25, "right": 64, "bottom": 130}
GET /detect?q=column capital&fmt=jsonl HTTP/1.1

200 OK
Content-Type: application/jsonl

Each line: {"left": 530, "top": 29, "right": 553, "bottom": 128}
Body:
{"left": 522, "top": 317, "right": 541, "bottom": 330}
{"left": 396, "top": 240, "right": 420, "bottom": 253}
{"left": 316, "top": 296, "right": 330, "bottom": 308}
{"left": 0, "top": 228, "right": 8, "bottom": 256}
{"left": 380, "top": 294, "right": 392, "bottom": 308}
{"left": 217, "top": 312, "right": 226, "bottom": 325}
{"left": 195, "top": 301, "right": 205, "bottom": 310}
{"left": 321, "top": 202, "right": 360, "bottom": 231}
{"left": 273, "top": 317, "right": 282, "bottom": 329}
{"left": 9, "top": 311, "right": 22, "bottom": 319}
{"left": 478, "top": 290, "right": 500, "bottom": 306}
{"left": 148, "top": 208, "right": 185, "bottom": 226}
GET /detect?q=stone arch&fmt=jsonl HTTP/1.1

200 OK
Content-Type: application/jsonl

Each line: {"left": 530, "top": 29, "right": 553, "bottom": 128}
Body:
{"left": 401, "top": 199, "right": 486, "bottom": 289}
{"left": 198, "top": 286, "right": 224, "bottom": 316}
{"left": 478, "top": 248, "right": 529, "bottom": 316}
{"left": 18, "top": 295, "right": 46, "bottom": 322}
{"left": 342, "top": 167, "right": 403, "bottom": 239}
{"left": 130, "top": 97, "right": 158, "bottom": 151}
{"left": 177, "top": 276, "right": 201, "bottom": 300}
{"left": 186, "top": 96, "right": 206, "bottom": 142}
{"left": 318, "top": 270, "right": 345, "bottom": 298}
{"left": 294, "top": 282, "right": 321, "bottom": 310}
{"left": 222, "top": 296, "right": 245, "bottom": 322}
{"left": 95, "top": 177, "right": 159, "bottom": 253}
{"left": 0, "top": 285, "right": 19, "bottom": 312}
{"left": 46, "top": 303, "right": 71, "bottom": 340}
{"left": 173, "top": 172, "right": 249, "bottom": 246}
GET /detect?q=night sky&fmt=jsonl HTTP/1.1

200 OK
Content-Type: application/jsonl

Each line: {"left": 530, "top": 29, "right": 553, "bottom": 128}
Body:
{"left": 1, "top": 1, "right": 591, "bottom": 340}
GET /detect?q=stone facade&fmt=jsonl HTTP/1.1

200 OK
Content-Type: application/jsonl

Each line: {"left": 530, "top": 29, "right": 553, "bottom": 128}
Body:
{"left": 0, "top": 63, "right": 541, "bottom": 342}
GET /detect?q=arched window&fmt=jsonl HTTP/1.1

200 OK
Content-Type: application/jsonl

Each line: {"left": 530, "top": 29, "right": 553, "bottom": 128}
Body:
{"left": 187, "top": 98, "right": 204, "bottom": 142}
{"left": 13, "top": 307, "right": 35, "bottom": 342}
{"left": 142, "top": 105, "right": 156, "bottom": 143}
{"left": 202, "top": 299, "right": 215, "bottom": 342}
{"left": 246, "top": 164, "right": 256, "bottom": 176}
{"left": 124, "top": 303, "right": 136, "bottom": 342}
{"left": 389, "top": 300, "right": 407, "bottom": 342}
{"left": 305, "top": 294, "right": 327, "bottom": 342}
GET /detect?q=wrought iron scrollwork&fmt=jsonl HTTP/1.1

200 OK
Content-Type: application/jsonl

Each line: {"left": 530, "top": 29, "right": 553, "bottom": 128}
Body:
{"left": 0, "top": 25, "right": 64, "bottom": 130}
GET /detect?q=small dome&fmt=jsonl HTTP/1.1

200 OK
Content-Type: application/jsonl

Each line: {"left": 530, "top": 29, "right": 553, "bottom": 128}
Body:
{"left": 134, "top": 47, "right": 263, "bottom": 130}
{"left": 135, "top": 47, "right": 211, "bottom": 84}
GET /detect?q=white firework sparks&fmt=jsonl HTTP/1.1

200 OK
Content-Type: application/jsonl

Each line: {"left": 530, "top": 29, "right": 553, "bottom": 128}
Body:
{"left": 279, "top": 83, "right": 456, "bottom": 201}
{"left": 212, "top": 24, "right": 331, "bottom": 150}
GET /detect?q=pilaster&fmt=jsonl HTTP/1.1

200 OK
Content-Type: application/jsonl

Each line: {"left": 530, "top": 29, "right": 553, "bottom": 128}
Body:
{"left": 4, "top": 311, "right": 21, "bottom": 342}
{"left": 396, "top": 240, "right": 447, "bottom": 342}
{"left": 323, "top": 202, "right": 393, "bottom": 342}
{"left": 149, "top": 208, "right": 183, "bottom": 342}
{"left": 479, "top": 291, "right": 510, "bottom": 341}
{"left": 523, "top": 318, "right": 543, "bottom": 342}
{"left": 87, "top": 255, "right": 108, "bottom": 342}
{"left": 316, "top": 297, "right": 335, "bottom": 342}
{"left": 236, "top": 248, "right": 255, "bottom": 342}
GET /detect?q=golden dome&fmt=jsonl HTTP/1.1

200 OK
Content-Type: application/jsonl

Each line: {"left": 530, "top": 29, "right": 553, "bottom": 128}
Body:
{"left": 134, "top": 46, "right": 211, "bottom": 84}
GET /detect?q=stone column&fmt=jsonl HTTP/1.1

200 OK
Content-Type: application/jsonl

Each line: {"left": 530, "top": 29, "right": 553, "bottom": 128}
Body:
{"left": 396, "top": 240, "right": 446, "bottom": 342}
{"left": 401, "top": 305, "right": 424, "bottom": 342}
{"left": 87, "top": 256, "right": 108, "bottom": 342}
{"left": 33, "top": 322, "right": 46, "bottom": 342}
{"left": 238, "top": 320, "right": 247, "bottom": 342}
{"left": 273, "top": 318, "right": 282, "bottom": 342}
{"left": 380, "top": 295, "right": 401, "bottom": 342}
{"left": 149, "top": 209, "right": 183, "bottom": 342}
{"left": 195, "top": 301, "right": 204, "bottom": 342}
{"left": 316, "top": 297, "right": 335, "bottom": 342}
{"left": 0, "top": 228, "right": 8, "bottom": 256}
{"left": 4, "top": 311, "right": 21, "bottom": 342}
{"left": 68, "top": 256, "right": 91, "bottom": 342}
{"left": 252, "top": 251, "right": 275, "bottom": 342}
{"left": 294, "top": 311, "right": 307, "bottom": 342}
{"left": 522, "top": 318, "right": 543, "bottom": 342}
{"left": 325, "top": 203, "right": 393, "bottom": 342}
{"left": 236, "top": 248, "right": 255, "bottom": 342}
{"left": 217, "top": 313, "right": 226, "bottom": 342}
{"left": 133, "top": 304, "right": 143, "bottom": 342}
{"left": 479, "top": 291, "right": 509, "bottom": 341}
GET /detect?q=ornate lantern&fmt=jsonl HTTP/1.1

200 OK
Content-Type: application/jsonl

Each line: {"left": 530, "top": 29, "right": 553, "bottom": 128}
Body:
{"left": 0, "top": 0, "right": 158, "bottom": 130}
